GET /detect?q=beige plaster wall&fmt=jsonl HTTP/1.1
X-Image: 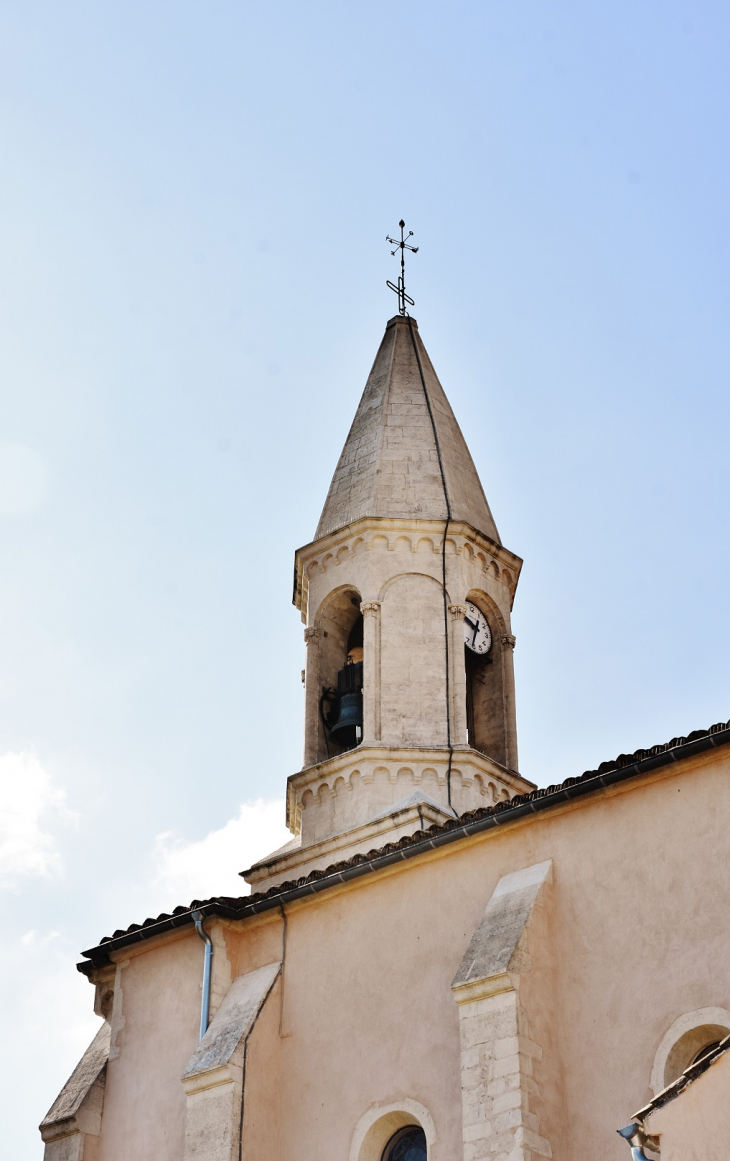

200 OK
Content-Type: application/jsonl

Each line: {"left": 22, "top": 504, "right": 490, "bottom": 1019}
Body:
{"left": 95, "top": 933, "right": 203, "bottom": 1161}
{"left": 644, "top": 1049, "right": 730, "bottom": 1161}
{"left": 89, "top": 747, "right": 730, "bottom": 1161}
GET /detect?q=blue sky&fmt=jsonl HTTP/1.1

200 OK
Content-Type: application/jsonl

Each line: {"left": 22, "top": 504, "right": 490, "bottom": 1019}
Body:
{"left": 1, "top": 2, "right": 729, "bottom": 1154}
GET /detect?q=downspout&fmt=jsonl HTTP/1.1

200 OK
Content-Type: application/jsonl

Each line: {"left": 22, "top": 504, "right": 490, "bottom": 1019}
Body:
{"left": 192, "top": 910, "right": 213, "bottom": 1040}
{"left": 618, "top": 1123, "right": 659, "bottom": 1159}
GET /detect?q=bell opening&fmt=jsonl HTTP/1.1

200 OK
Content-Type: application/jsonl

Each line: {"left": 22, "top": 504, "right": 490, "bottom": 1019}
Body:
{"left": 313, "top": 594, "right": 365, "bottom": 762}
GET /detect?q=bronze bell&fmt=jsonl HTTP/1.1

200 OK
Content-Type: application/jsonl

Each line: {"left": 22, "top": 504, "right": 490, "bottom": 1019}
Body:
{"left": 329, "top": 661, "right": 363, "bottom": 749}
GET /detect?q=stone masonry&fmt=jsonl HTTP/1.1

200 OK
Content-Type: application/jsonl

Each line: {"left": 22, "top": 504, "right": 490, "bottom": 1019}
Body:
{"left": 452, "top": 862, "right": 554, "bottom": 1161}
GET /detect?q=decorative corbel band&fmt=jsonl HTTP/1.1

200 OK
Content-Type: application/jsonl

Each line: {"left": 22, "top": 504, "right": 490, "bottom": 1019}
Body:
{"left": 360, "top": 601, "right": 381, "bottom": 617}
{"left": 502, "top": 633, "right": 516, "bottom": 650}
{"left": 448, "top": 604, "right": 467, "bottom": 620}
{"left": 303, "top": 627, "right": 320, "bottom": 644}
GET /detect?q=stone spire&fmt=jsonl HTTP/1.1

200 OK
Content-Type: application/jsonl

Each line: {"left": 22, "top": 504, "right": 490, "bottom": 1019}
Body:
{"left": 244, "top": 312, "right": 531, "bottom": 895}
{"left": 316, "top": 314, "right": 500, "bottom": 543}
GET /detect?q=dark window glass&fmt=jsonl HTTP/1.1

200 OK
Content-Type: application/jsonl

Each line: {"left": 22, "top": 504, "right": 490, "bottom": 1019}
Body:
{"left": 691, "top": 1040, "right": 722, "bottom": 1066}
{"left": 381, "top": 1126, "right": 427, "bottom": 1161}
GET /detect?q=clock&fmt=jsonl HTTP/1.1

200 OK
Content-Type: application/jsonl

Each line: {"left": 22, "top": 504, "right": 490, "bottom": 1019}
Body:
{"left": 464, "top": 601, "right": 492, "bottom": 655}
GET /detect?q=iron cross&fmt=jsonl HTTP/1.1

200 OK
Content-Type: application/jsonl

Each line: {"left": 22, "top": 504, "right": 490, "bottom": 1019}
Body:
{"left": 386, "top": 219, "right": 419, "bottom": 315}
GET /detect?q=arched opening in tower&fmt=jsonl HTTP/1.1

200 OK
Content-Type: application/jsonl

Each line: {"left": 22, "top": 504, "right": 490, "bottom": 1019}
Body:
{"left": 464, "top": 593, "right": 508, "bottom": 768}
{"left": 314, "top": 589, "right": 364, "bottom": 761}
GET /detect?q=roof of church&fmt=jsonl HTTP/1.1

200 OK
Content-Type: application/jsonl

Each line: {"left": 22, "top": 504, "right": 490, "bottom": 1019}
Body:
{"left": 77, "top": 717, "right": 730, "bottom": 975}
{"left": 315, "top": 315, "right": 500, "bottom": 542}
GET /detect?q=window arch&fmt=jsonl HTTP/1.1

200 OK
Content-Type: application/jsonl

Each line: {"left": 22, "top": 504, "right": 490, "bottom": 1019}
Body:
{"left": 348, "top": 1100, "right": 435, "bottom": 1161}
{"left": 312, "top": 586, "right": 363, "bottom": 762}
{"left": 381, "top": 1126, "right": 427, "bottom": 1161}
{"left": 651, "top": 1007, "right": 730, "bottom": 1093}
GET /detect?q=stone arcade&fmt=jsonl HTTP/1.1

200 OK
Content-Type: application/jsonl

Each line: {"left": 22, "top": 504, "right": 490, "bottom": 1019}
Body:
{"left": 41, "top": 313, "right": 730, "bottom": 1161}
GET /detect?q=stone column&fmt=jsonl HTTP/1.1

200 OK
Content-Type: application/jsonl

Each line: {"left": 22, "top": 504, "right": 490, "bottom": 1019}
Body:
{"left": 360, "top": 602, "right": 381, "bottom": 743}
{"left": 303, "top": 627, "right": 320, "bottom": 768}
{"left": 501, "top": 634, "right": 518, "bottom": 772}
{"left": 448, "top": 605, "right": 468, "bottom": 746}
{"left": 453, "top": 981, "right": 548, "bottom": 1161}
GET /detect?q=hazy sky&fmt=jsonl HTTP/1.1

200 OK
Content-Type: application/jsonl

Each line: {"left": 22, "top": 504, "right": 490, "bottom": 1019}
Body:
{"left": 1, "top": 2, "right": 729, "bottom": 1154}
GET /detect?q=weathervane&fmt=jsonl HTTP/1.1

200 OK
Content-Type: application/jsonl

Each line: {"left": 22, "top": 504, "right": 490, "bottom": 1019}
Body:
{"left": 386, "top": 219, "right": 418, "bottom": 315}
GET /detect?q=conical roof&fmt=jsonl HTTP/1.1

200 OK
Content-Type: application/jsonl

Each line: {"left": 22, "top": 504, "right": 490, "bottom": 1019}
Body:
{"left": 316, "top": 315, "right": 500, "bottom": 542}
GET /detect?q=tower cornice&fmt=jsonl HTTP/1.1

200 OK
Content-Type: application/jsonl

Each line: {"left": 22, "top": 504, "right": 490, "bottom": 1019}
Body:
{"left": 293, "top": 515, "right": 523, "bottom": 621}
{"left": 236, "top": 743, "right": 537, "bottom": 893}
{"left": 286, "top": 743, "right": 535, "bottom": 832}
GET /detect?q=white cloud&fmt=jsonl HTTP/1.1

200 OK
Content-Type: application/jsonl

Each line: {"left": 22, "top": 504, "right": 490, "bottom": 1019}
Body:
{"left": 13, "top": 928, "right": 98, "bottom": 1048}
{"left": 0, "top": 752, "right": 74, "bottom": 889}
{"left": 152, "top": 798, "right": 290, "bottom": 907}
{"left": 0, "top": 927, "right": 101, "bottom": 1159}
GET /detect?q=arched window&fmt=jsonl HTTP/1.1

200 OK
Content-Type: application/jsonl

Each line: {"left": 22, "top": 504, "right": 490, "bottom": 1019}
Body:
{"left": 462, "top": 592, "right": 510, "bottom": 768}
{"left": 381, "top": 1126, "right": 427, "bottom": 1161}
{"left": 663, "top": 1024, "right": 729, "bottom": 1085}
{"left": 313, "top": 589, "right": 363, "bottom": 761}
{"left": 650, "top": 1007, "right": 730, "bottom": 1092}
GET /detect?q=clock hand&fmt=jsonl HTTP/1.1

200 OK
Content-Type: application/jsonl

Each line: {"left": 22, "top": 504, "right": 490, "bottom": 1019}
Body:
{"left": 464, "top": 616, "right": 478, "bottom": 630}
{"left": 472, "top": 622, "right": 479, "bottom": 647}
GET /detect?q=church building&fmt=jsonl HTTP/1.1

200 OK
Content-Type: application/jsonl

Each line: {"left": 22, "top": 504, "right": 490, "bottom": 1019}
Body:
{"left": 40, "top": 309, "right": 730, "bottom": 1161}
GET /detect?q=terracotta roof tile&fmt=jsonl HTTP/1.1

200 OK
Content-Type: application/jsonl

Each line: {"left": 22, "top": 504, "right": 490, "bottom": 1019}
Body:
{"left": 634, "top": 1033, "right": 730, "bottom": 1120}
{"left": 81, "top": 718, "right": 730, "bottom": 968}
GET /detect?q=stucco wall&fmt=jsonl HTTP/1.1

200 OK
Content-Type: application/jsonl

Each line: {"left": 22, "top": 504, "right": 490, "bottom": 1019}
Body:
{"left": 96, "top": 933, "right": 202, "bottom": 1161}
{"left": 645, "top": 1048, "right": 730, "bottom": 1161}
{"left": 89, "top": 746, "right": 730, "bottom": 1161}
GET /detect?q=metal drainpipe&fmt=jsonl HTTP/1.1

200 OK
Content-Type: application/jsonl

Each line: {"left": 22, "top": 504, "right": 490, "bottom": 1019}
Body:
{"left": 192, "top": 910, "right": 212, "bottom": 1040}
{"left": 617, "top": 1123, "right": 659, "bottom": 1159}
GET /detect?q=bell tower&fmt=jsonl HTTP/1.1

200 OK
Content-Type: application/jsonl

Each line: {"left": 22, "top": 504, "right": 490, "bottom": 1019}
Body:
{"left": 244, "top": 314, "right": 535, "bottom": 892}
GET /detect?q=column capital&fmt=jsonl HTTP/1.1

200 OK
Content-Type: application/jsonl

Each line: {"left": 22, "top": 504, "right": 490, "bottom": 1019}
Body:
{"left": 360, "top": 601, "right": 381, "bottom": 617}
{"left": 501, "top": 634, "right": 516, "bottom": 650}
{"left": 448, "top": 603, "right": 466, "bottom": 620}
{"left": 303, "top": 627, "right": 320, "bottom": 644}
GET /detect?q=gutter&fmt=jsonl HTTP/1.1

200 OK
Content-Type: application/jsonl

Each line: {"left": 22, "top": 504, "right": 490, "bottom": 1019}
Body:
{"left": 78, "top": 723, "right": 730, "bottom": 975}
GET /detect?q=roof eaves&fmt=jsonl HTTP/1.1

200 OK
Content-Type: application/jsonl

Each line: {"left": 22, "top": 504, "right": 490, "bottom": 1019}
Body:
{"left": 77, "top": 718, "right": 730, "bottom": 976}
{"left": 634, "top": 1033, "right": 730, "bottom": 1121}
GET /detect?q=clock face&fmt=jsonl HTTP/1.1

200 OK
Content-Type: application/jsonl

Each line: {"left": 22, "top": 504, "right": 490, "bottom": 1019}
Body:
{"left": 464, "top": 601, "right": 492, "bottom": 655}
